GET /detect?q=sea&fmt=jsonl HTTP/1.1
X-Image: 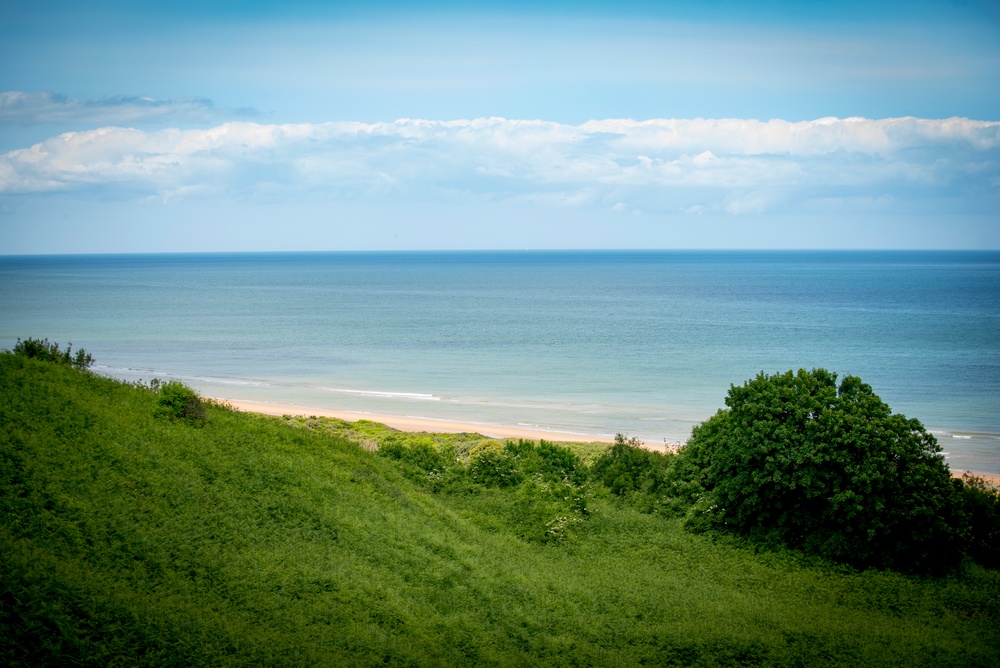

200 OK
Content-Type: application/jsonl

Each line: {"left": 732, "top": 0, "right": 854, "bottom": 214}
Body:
{"left": 1, "top": 250, "right": 998, "bottom": 474}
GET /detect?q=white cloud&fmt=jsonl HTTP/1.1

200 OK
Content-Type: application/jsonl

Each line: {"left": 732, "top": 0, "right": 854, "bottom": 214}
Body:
{"left": 580, "top": 117, "right": 1000, "bottom": 155}
{"left": 0, "top": 116, "right": 997, "bottom": 216}
{"left": 0, "top": 91, "right": 258, "bottom": 126}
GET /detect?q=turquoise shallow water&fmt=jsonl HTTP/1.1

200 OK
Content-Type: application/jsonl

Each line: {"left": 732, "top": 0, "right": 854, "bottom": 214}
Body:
{"left": 2, "top": 250, "right": 998, "bottom": 474}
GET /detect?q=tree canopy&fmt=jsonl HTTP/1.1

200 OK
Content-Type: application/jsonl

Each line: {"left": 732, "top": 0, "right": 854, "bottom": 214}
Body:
{"left": 677, "top": 368, "right": 968, "bottom": 574}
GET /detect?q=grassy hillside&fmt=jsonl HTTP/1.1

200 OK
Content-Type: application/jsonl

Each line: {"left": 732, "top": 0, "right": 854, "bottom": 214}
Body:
{"left": 2, "top": 353, "right": 999, "bottom": 666}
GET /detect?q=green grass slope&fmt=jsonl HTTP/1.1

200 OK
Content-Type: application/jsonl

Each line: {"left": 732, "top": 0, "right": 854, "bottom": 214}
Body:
{"left": 2, "top": 354, "right": 999, "bottom": 666}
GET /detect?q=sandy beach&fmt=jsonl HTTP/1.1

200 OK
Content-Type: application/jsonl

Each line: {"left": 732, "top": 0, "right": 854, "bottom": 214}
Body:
{"left": 223, "top": 399, "right": 621, "bottom": 444}
{"left": 222, "top": 398, "right": 998, "bottom": 482}
{"left": 223, "top": 398, "right": 677, "bottom": 453}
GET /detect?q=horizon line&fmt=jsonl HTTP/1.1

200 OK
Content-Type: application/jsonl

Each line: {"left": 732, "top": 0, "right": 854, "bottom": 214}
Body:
{"left": 4, "top": 248, "right": 1000, "bottom": 259}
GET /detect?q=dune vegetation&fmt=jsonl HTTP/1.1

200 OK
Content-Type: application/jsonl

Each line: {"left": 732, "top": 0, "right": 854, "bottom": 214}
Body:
{"left": 2, "top": 342, "right": 999, "bottom": 666}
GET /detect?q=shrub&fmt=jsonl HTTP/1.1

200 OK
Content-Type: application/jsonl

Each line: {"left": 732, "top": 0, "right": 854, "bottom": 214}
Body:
{"left": 592, "top": 434, "right": 670, "bottom": 495}
{"left": 535, "top": 440, "right": 585, "bottom": 481}
{"left": 503, "top": 439, "right": 585, "bottom": 484}
{"left": 959, "top": 473, "right": 1000, "bottom": 568}
{"left": 377, "top": 435, "right": 457, "bottom": 488}
{"left": 467, "top": 448, "right": 523, "bottom": 488}
{"left": 11, "top": 337, "right": 93, "bottom": 370}
{"left": 676, "top": 369, "right": 967, "bottom": 574}
{"left": 155, "top": 381, "right": 207, "bottom": 426}
{"left": 379, "top": 436, "right": 448, "bottom": 470}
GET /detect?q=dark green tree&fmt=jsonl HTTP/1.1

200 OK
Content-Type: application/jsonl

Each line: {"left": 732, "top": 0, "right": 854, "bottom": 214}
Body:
{"left": 677, "top": 369, "right": 967, "bottom": 574}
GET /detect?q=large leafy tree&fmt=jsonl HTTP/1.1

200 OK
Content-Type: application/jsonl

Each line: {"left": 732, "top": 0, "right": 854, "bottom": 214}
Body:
{"left": 678, "top": 369, "right": 967, "bottom": 574}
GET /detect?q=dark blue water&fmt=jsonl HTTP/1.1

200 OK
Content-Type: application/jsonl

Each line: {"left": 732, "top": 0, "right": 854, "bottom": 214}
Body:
{"left": 2, "top": 250, "right": 998, "bottom": 473}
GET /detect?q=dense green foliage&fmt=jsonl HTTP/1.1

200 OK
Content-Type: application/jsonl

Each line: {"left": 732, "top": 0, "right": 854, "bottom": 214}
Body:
{"left": 2, "top": 350, "right": 999, "bottom": 666}
{"left": 155, "top": 380, "right": 207, "bottom": 426}
{"left": 591, "top": 433, "right": 656, "bottom": 496}
{"left": 960, "top": 473, "right": 1000, "bottom": 568}
{"left": 376, "top": 436, "right": 592, "bottom": 543}
{"left": 676, "top": 369, "right": 969, "bottom": 574}
{"left": 12, "top": 337, "right": 93, "bottom": 370}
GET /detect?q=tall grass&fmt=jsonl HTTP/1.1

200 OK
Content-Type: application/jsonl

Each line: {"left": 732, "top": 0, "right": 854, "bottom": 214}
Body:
{"left": 2, "top": 353, "right": 998, "bottom": 666}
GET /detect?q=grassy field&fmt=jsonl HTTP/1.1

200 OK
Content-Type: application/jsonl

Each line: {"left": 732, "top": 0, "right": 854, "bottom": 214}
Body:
{"left": 2, "top": 352, "right": 999, "bottom": 666}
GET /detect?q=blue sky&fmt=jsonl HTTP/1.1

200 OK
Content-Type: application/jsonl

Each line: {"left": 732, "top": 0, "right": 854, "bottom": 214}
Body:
{"left": 1, "top": 0, "right": 998, "bottom": 252}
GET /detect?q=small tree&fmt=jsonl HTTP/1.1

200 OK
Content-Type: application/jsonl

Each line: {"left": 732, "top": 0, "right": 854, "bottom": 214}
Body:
{"left": 156, "top": 381, "right": 207, "bottom": 426}
{"left": 677, "top": 369, "right": 967, "bottom": 574}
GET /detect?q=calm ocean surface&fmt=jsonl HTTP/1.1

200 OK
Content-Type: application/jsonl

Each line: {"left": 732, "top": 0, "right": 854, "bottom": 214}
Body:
{"left": 2, "top": 250, "right": 998, "bottom": 474}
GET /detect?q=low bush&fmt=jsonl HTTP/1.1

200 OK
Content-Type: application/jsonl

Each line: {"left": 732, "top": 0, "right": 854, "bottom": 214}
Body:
{"left": 504, "top": 439, "right": 586, "bottom": 484}
{"left": 590, "top": 433, "right": 680, "bottom": 512}
{"left": 155, "top": 381, "right": 206, "bottom": 426}
{"left": 467, "top": 447, "right": 523, "bottom": 488}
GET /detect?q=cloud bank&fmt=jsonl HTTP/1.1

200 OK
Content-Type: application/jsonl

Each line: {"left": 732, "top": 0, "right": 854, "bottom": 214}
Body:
{"left": 1, "top": 116, "right": 997, "bottom": 216}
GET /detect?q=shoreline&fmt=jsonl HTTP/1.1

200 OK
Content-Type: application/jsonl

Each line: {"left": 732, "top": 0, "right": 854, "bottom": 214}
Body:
{"left": 219, "top": 399, "right": 997, "bottom": 478}
{"left": 219, "top": 398, "right": 684, "bottom": 452}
